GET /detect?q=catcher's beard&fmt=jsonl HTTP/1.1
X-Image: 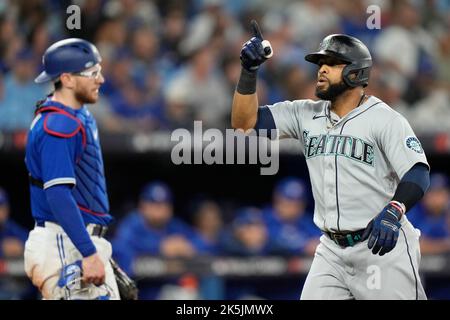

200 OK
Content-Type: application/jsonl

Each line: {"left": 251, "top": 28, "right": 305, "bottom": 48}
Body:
{"left": 315, "top": 80, "right": 349, "bottom": 101}
{"left": 74, "top": 86, "right": 98, "bottom": 104}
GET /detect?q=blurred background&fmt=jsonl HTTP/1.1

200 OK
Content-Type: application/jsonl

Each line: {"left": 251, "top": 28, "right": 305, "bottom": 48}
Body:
{"left": 0, "top": 0, "right": 450, "bottom": 300}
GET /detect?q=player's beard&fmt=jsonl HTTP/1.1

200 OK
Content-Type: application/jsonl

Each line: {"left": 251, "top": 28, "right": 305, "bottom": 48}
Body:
{"left": 74, "top": 86, "right": 98, "bottom": 104}
{"left": 315, "top": 80, "right": 349, "bottom": 101}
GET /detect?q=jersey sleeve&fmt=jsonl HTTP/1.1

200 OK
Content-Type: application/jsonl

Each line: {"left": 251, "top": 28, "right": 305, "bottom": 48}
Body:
{"left": 378, "top": 114, "right": 429, "bottom": 180}
{"left": 40, "top": 133, "right": 79, "bottom": 189}
{"left": 266, "top": 100, "right": 304, "bottom": 139}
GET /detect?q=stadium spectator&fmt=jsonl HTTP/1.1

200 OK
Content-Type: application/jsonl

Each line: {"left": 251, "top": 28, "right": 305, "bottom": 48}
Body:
{"left": 112, "top": 181, "right": 205, "bottom": 274}
{"left": 0, "top": 187, "right": 32, "bottom": 299}
{"left": 0, "top": 187, "right": 28, "bottom": 258}
{"left": 159, "top": 6, "right": 187, "bottom": 63}
{"left": 164, "top": 44, "right": 229, "bottom": 129}
{"left": 408, "top": 173, "right": 450, "bottom": 255}
{"left": 262, "top": 177, "right": 321, "bottom": 256}
{"left": 190, "top": 199, "right": 225, "bottom": 255}
{"left": 103, "top": 0, "right": 161, "bottom": 31}
{"left": 0, "top": 0, "right": 447, "bottom": 136}
{"left": 0, "top": 49, "right": 46, "bottom": 131}
{"left": 221, "top": 207, "right": 275, "bottom": 256}
{"left": 334, "top": 0, "right": 383, "bottom": 49}
{"left": 408, "top": 173, "right": 450, "bottom": 299}
{"left": 435, "top": 30, "right": 450, "bottom": 87}
{"left": 221, "top": 206, "right": 292, "bottom": 299}
{"left": 0, "top": 14, "right": 20, "bottom": 73}
{"left": 373, "top": 0, "right": 437, "bottom": 104}
{"left": 286, "top": 0, "right": 340, "bottom": 52}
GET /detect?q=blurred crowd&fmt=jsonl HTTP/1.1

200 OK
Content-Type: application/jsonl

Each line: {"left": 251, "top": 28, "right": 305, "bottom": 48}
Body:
{"left": 111, "top": 177, "right": 321, "bottom": 276}
{"left": 0, "top": 0, "right": 449, "bottom": 136}
{"left": 2, "top": 171, "right": 450, "bottom": 298}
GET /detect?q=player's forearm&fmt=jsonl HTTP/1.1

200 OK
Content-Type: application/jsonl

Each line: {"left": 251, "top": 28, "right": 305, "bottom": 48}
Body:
{"left": 392, "top": 163, "right": 430, "bottom": 212}
{"left": 231, "top": 69, "right": 259, "bottom": 130}
{"left": 232, "top": 91, "right": 258, "bottom": 130}
{"left": 45, "top": 184, "right": 97, "bottom": 257}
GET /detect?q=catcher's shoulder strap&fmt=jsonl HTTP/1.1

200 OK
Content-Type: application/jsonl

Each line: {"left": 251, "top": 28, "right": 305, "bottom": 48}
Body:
{"left": 29, "top": 104, "right": 88, "bottom": 187}
{"left": 36, "top": 106, "right": 86, "bottom": 148}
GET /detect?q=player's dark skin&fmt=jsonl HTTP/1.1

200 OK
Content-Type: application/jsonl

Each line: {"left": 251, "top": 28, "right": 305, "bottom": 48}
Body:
{"left": 315, "top": 56, "right": 368, "bottom": 118}
{"left": 232, "top": 56, "right": 367, "bottom": 131}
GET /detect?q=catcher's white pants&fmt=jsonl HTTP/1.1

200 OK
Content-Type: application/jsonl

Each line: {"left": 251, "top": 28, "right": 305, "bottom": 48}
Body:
{"left": 24, "top": 222, "right": 120, "bottom": 300}
{"left": 300, "top": 217, "right": 427, "bottom": 300}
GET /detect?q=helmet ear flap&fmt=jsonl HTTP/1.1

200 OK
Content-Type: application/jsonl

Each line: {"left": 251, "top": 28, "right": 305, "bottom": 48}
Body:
{"left": 343, "top": 64, "right": 371, "bottom": 88}
{"left": 359, "top": 68, "right": 371, "bottom": 87}
{"left": 342, "top": 65, "right": 358, "bottom": 88}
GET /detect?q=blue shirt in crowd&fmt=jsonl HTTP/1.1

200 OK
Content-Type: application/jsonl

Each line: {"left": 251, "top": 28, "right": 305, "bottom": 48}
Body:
{"left": 112, "top": 212, "right": 206, "bottom": 274}
{"left": 0, "top": 220, "right": 29, "bottom": 258}
{"left": 262, "top": 206, "right": 321, "bottom": 255}
{"left": 408, "top": 204, "right": 450, "bottom": 239}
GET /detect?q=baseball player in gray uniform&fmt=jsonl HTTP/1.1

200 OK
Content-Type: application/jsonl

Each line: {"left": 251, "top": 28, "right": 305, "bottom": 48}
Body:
{"left": 232, "top": 21, "right": 430, "bottom": 299}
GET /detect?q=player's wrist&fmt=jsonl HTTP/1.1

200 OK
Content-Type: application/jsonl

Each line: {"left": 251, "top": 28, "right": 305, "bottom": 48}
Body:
{"left": 236, "top": 68, "right": 257, "bottom": 95}
{"left": 79, "top": 241, "right": 97, "bottom": 258}
{"left": 388, "top": 200, "right": 406, "bottom": 220}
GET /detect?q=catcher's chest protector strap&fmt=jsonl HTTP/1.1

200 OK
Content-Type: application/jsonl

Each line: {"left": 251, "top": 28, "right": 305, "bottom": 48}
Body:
{"left": 36, "top": 106, "right": 87, "bottom": 148}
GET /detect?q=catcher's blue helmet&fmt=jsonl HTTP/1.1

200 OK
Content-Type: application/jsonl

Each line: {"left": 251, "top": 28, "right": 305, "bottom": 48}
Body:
{"left": 35, "top": 38, "right": 102, "bottom": 83}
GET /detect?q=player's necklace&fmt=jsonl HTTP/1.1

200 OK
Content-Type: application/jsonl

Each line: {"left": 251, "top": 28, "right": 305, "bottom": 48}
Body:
{"left": 356, "top": 93, "right": 366, "bottom": 109}
{"left": 326, "top": 93, "right": 366, "bottom": 129}
{"left": 326, "top": 108, "right": 338, "bottom": 129}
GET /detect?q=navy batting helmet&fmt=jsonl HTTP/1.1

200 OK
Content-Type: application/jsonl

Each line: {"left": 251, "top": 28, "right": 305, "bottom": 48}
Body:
{"left": 305, "top": 34, "right": 372, "bottom": 88}
{"left": 35, "top": 38, "right": 102, "bottom": 83}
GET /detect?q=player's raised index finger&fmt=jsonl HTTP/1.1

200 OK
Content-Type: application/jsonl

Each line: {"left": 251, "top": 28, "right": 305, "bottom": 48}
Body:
{"left": 251, "top": 20, "right": 263, "bottom": 40}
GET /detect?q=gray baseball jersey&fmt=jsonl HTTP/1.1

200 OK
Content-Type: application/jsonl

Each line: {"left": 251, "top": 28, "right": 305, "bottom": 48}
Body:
{"left": 267, "top": 95, "right": 429, "bottom": 232}
{"left": 265, "top": 95, "right": 428, "bottom": 299}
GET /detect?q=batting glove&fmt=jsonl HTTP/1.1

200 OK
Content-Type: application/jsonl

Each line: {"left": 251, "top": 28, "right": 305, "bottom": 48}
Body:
{"left": 361, "top": 201, "right": 405, "bottom": 256}
{"left": 240, "top": 20, "right": 273, "bottom": 72}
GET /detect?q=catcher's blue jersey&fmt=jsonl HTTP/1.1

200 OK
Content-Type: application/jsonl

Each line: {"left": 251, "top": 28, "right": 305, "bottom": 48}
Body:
{"left": 25, "top": 99, "right": 112, "bottom": 226}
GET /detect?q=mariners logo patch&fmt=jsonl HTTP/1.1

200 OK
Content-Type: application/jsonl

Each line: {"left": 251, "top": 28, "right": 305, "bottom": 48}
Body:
{"left": 405, "top": 136, "right": 423, "bottom": 154}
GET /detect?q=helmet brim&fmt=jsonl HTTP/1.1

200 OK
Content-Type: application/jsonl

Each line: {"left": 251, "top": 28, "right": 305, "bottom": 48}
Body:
{"left": 305, "top": 51, "right": 352, "bottom": 65}
{"left": 34, "top": 71, "right": 53, "bottom": 83}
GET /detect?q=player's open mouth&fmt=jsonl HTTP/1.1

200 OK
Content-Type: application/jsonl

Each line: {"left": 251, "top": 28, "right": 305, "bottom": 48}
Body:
{"left": 317, "top": 77, "right": 328, "bottom": 85}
